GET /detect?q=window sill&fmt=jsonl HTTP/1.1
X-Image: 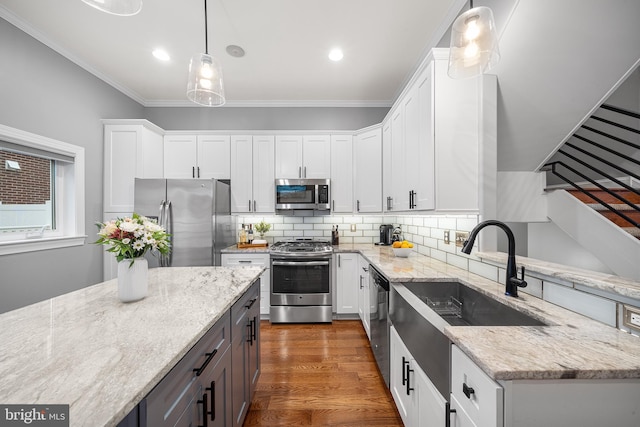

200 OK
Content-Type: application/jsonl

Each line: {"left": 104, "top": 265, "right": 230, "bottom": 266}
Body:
{"left": 0, "top": 235, "right": 87, "bottom": 256}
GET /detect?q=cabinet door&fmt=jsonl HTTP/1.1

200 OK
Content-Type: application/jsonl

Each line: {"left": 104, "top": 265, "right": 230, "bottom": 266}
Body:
{"left": 390, "top": 326, "right": 417, "bottom": 426}
{"left": 302, "top": 135, "right": 331, "bottom": 178}
{"left": 230, "top": 135, "right": 253, "bottom": 213}
{"left": 164, "top": 135, "right": 197, "bottom": 179}
{"left": 222, "top": 254, "right": 270, "bottom": 316}
{"left": 252, "top": 136, "right": 275, "bottom": 212}
{"left": 382, "top": 121, "right": 393, "bottom": 212}
{"left": 200, "top": 346, "right": 233, "bottom": 427}
{"left": 330, "top": 135, "right": 353, "bottom": 213}
{"left": 275, "top": 135, "right": 303, "bottom": 178}
{"left": 358, "top": 256, "right": 371, "bottom": 338}
{"left": 335, "top": 253, "right": 359, "bottom": 314}
{"left": 198, "top": 135, "right": 230, "bottom": 179}
{"left": 415, "top": 363, "right": 446, "bottom": 427}
{"left": 403, "top": 84, "right": 420, "bottom": 211}
{"left": 354, "top": 128, "right": 382, "bottom": 213}
{"left": 389, "top": 109, "right": 407, "bottom": 211}
{"left": 415, "top": 64, "right": 435, "bottom": 211}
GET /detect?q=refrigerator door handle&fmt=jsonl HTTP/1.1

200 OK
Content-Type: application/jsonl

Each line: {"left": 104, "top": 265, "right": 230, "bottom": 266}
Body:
{"left": 166, "top": 200, "right": 173, "bottom": 267}
{"left": 159, "top": 200, "right": 167, "bottom": 267}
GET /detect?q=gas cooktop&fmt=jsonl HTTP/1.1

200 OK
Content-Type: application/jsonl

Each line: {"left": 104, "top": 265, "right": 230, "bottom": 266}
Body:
{"left": 270, "top": 239, "right": 333, "bottom": 255}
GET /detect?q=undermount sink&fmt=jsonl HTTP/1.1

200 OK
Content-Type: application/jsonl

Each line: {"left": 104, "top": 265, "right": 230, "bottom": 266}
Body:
{"left": 403, "top": 281, "right": 547, "bottom": 327}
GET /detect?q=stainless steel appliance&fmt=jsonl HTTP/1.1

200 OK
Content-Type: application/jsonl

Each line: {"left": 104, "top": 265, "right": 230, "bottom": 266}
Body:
{"left": 275, "top": 179, "right": 330, "bottom": 211}
{"left": 369, "top": 265, "right": 390, "bottom": 387}
{"left": 375, "top": 224, "right": 394, "bottom": 246}
{"left": 270, "top": 239, "right": 333, "bottom": 323}
{"left": 134, "top": 178, "right": 235, "bottom": 267}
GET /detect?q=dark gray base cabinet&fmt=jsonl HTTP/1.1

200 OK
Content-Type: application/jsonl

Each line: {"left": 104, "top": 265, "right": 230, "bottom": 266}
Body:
{"left": 118, "top": 279, "right": 260, "bottom": 427}
{"left": 231, "top": 281, "right": 261, "bottom": 427}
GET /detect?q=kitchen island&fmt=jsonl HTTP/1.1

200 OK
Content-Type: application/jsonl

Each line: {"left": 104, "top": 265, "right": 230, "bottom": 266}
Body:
{"left": 0, "top": 266, "right": 263, "bottom": 427}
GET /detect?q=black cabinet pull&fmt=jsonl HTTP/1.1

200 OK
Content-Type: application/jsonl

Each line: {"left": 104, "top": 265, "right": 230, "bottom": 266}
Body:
{"left": 245, "top": 298, "right": 257, "bottom": 309}
{"left": 246, "top": 320, "right": 254, "bottom": 345}
{"left": 445, "top": 401, "right": 456, "bottom": 427}
{"left": 463, "top": 382, "right": 475, "bottom": 399}
{"left": 206, "top": 381, "right": 216, "bottom": 421}
{"left": 197, "top": 166, "right": 200, "bottom": 178}
{"left": 198, "top": 393, "right": 208, "bottom": 427}
{"left": 193, "top": 349, "right": 218, "bottom": 376}
{"left": 401, "top": 356, "right": 409, "bottom": 386}
{"left": 251, "top": 316, "right": 257, "bottom": 343}
{"left": 406, "top": 366, "right": 414, "bottom": 396}
{"left": 192, "top": 166, "right": 195, "bottom": 178}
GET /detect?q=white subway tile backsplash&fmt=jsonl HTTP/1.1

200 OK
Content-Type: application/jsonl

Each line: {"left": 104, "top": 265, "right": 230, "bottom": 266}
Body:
{"left": 447, "top": 253, "right": 469, "bottom": 270}
{"left": 456, "top": 218, "right": 479, "bottom": 232}
{"left": 304, "top": 216, "right": 324, "bottom": 223}
{"left": 283, "top": 216, "right": 304, "bottom": 224}
{"left": 294, "top": 223, "right": 314, "bottom": 230}
{"left": 521, "top": 275, "right": 543, "bottom": 298}
{"left": 544, "top": 283, "right": 617, "bottom": 327}
{"left": 438, "top": 217, "right": 456, "bottom": 230}
{"left": 354, "top": 236, "right": 375, "bottom": 244}
{"left": 437, "top": 239, "right": 456, "bottom": 254}
{"left": 468, "top": 259, "right": 498, "bottom": 282}
{"left": 431, "top": 248, "right": 447, "bottom": 263}
{"left": 412, "top": 217, "right": 424, "bottom": 227}
{"left": 423, "top": 217, "right": 438, "bottom": 228}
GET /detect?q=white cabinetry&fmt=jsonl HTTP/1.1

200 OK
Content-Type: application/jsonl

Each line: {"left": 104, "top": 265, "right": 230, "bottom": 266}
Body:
{"left": 275, "top": 135, "right": 331, "bottom": 179}
{"left": 230, "top": 135, "right": 275, "bottom": 213}
{"left": 164, "top": 134, "right": 230, "bottom": 179}
{"left": 390, "top": 326, "right": 446, "bottom": 427}
{"left": 354, "top": 127, "right": 382, "bottom": 213}
{"left": 330, "top": 135, "right": 353, "bottom": 213}
{"left": 335, "top": 253, "right": 359, "bottom": 314}
{"left": 382, "top": 121, "right": 393, "bottom": 212}
{"left": 357, "top": 255, "right": 370, "bottom": 338}
{"left": 103, "top": 121, "right": 164, "bottom": 213}
{"left": 222, "top": 253, "right": 270, "bottom": 317}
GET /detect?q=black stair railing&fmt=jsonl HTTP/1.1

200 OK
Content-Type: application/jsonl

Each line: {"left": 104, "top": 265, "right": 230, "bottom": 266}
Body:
{"left": 544, "top": 103, "right": 640, "bottom": 229}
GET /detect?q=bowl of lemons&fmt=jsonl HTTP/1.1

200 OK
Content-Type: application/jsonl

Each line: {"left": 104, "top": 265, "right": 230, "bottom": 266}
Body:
{"left": 391, "top": 240, "right": 413, "bottom": 257}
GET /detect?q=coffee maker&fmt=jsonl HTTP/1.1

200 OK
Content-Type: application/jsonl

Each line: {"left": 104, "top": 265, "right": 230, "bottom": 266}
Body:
{"left": 376, "top": 224, "right": 394, "bottom": 246}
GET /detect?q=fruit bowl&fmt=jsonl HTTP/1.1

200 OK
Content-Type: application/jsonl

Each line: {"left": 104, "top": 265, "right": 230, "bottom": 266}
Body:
{"left": 392, "top": 247, "right": 413, "bottom": 258}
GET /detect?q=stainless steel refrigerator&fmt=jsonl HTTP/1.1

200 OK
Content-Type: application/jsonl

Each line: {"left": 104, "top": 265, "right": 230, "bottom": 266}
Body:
{"left": 134, "top": 178, "right": 235, "bottom": 267}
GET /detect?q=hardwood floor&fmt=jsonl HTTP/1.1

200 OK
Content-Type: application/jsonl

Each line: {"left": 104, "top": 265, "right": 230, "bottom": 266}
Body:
{"left": 244, "top": 320, "right": 403, "bottom": 426}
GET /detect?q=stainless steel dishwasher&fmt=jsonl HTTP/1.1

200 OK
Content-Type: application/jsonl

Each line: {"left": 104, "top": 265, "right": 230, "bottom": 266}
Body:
{"left": 369, "top": 265, "right": 390, "bottom": 387}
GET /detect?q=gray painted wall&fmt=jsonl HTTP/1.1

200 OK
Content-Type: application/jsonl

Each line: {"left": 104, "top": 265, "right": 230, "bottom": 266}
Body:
{"left": 0, "top": 18, "right": 144, "bottom": 313}
{"left": 145, "top": 106, "right": 388, "bottom": 131}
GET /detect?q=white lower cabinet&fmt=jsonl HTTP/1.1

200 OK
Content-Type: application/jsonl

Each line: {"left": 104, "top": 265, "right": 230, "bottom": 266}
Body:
{"left": 335, "top": 253, "right": 359, "bottom": 314}
{"left": 390, "top": 326, "right": 445, "bottom": 427}
{"left": 357, "top": 255, "right": 370, "bottom": 338}
{"left": 222, "top": 253, "right": 270, "bottom": 317}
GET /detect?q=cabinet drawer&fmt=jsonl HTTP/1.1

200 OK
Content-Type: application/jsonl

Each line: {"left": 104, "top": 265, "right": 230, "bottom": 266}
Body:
{"left": 146, "top": 311, "right": 231, "bottom": 426}
{"left": 450, "top": 394, "right": 478, "bottom": 427}
{"left": 222, "top": 254, "right": 269, "bottom": 267}
{"left": 232, "top": 281, "right": 260, "bottom": 338}
{"left": 451, "top": 345, "right": 503, "bottom": 427}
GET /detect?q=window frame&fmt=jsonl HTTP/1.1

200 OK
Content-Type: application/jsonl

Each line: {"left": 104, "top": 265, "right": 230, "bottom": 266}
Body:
{"left": 0, "top": 124, "right": 85, "bottom": 255}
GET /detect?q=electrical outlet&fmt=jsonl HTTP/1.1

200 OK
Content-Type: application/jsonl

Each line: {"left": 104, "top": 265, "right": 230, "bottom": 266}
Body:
{"left": 455, "top": 231, "right": 469, "bottom": 248}
{"left": 444, "top": 230, "right": 450, "bottom": 244}
{"left": 623, "top": 305, "right": 640, "bottom": 332}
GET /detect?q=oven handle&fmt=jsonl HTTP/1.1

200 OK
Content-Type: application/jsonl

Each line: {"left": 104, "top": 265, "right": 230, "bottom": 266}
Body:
{"left": 272, "top": 260, "right": 330, "bottom": 267}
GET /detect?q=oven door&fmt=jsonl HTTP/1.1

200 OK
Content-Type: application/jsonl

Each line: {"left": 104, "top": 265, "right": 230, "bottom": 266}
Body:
{"left": 271, "top": 258, "right": 331, "bottom": 306}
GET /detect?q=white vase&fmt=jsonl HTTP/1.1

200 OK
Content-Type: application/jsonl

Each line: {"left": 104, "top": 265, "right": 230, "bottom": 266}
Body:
{"left": 117, "top": 257, "right": 148, "bottom": 302}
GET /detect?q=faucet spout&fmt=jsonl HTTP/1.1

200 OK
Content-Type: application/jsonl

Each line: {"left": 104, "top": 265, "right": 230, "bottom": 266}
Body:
{"left": 461, "top": 220, "right": 527, "bottom": 297}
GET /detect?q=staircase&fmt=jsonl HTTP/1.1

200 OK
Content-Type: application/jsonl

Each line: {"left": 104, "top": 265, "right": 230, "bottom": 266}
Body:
{"left": 567, "top": 189, "right": 640, "bottom": 238}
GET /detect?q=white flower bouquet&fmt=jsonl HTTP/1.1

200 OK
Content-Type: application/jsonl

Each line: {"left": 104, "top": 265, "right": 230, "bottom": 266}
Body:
{"left": 95, "top": 213, "right": 170, "bottom": 265}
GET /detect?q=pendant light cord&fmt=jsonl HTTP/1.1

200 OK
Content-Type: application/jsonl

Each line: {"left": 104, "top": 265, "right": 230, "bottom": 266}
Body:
{"left": 204, "top": 0, "right": 209, "bottom": 55}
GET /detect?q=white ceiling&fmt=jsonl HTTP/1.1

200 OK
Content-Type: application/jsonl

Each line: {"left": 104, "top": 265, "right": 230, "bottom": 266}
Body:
{"left": 0, "top": 0, "right": 465, "bottom": 107}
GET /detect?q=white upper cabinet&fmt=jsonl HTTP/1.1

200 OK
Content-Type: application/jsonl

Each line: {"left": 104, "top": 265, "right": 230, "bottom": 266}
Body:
{"left": 382, "top": 121, "right": 393, "bottom": 212}
{"left": 164, "top": 134, "right": 230, "bottom": 179}
{"left": 330, "top": 135, "right": 353, "bottom": 213}
{"left": 390, "top": 108, "right": 407, "bottom": 211}
{"left": 231, "top": 135, "right": 275, "bottom": 213}
{"left": 275, "top": 135, "right": 331, "bottom": 179}
{"left": 410, "top": 63, "right": 435, "bottom": 211}
{"left": 354, "top": 127, "right": 382, "bottom": 213}
{"left": 103, "top": 121, "right": 164, "bottom": 213}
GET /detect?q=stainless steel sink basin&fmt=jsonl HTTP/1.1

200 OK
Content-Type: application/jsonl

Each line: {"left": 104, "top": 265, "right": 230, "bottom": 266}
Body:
{"left": 403, "top": 281, "right": 546, "bottom": 327}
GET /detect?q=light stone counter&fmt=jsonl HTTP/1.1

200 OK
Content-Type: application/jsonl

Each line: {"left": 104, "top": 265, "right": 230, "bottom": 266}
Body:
{"left": 0, "top": 266, "right": 263, "bottom": 427}
{"left": 333, "top": 243, "right": 640, "bottom": 381}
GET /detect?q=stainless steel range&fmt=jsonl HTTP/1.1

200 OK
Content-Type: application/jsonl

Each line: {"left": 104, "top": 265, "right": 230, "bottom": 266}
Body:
{"left": 270, "top": 239, "right": 333, "bottom": 323}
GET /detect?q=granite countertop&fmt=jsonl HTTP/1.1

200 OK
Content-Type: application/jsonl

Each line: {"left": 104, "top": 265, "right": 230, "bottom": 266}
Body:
{"left": 0, "top": 266, "right": 263, "bottom": 427}
{"left": 221, "top": 245, "right": 270, "bottom": 253}
{"left": 334, "top": 244, "right": 640, "bottom": 382}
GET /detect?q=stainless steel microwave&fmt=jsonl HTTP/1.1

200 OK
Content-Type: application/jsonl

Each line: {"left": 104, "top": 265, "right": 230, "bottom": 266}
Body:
{"left": 275, "top": 179, "right": 330, "bottom": 211}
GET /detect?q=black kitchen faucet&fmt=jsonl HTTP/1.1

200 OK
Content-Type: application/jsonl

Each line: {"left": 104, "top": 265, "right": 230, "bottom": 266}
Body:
{"left": 461, "top": 220, "right": 528, "bottom": 297}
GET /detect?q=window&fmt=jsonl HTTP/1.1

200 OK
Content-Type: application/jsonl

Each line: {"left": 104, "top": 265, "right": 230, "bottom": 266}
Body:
{"left": 0, "top": 124, "right": 85, "bottom": 255}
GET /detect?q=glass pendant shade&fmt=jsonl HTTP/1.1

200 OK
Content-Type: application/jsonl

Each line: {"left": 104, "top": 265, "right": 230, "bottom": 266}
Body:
{"left": 81, "top": 0, "right": 142, "bottom": 16}
{"left": 448, "top": 6, "right": 500, "bottom": 79}
{"left": 187, "top": 53, "right": 226, "bottom": 107}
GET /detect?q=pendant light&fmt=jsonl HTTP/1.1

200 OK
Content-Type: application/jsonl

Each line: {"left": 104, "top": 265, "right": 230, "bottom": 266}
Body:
{"left": 448, "top": 0, "right": 500, "bottom": 79}
{"left": 81, "top": 0, "right": 142, "bottom": 16}
{"left": 187, "top": 0, "right": 225, "bottom": 107}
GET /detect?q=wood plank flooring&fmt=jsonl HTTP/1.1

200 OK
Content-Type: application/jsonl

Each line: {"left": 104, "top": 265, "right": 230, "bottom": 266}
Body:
{"left": 244, "top": 320, "right": 403, "bottom": 426}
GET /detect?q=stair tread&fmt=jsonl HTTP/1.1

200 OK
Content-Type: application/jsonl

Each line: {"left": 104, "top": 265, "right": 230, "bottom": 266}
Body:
{"left": 586, "top": 203, "right": 640, "bottom": 211}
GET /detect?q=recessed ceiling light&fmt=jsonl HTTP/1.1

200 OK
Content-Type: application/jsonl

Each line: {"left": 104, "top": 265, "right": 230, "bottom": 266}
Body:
{"left": 152, "top": 49, "right": 170, "bottom": 61}
{"left": 328, "top": 48, "right": 344, "bottom": 62}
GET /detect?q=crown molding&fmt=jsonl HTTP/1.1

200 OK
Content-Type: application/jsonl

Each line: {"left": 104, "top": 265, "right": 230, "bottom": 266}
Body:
{"left": 143, "top": 99, "right": 393, "bottom": 108}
